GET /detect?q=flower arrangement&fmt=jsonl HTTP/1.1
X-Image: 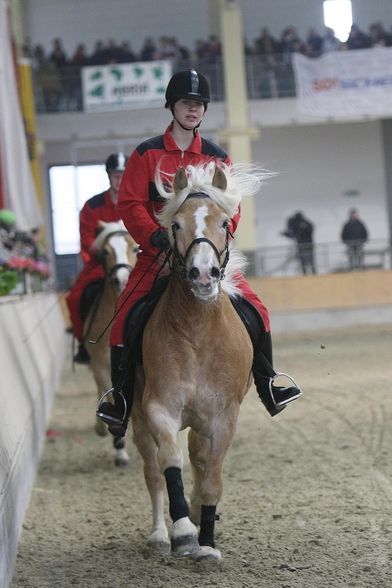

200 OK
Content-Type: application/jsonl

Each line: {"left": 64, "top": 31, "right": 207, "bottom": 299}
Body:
{"left": 0, "top": 255, "right": 51, "bottom": 295}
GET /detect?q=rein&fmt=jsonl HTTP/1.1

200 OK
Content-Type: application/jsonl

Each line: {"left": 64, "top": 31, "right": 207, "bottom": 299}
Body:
{"left": 171, "top": 191, "right": 233, "bottom": 281}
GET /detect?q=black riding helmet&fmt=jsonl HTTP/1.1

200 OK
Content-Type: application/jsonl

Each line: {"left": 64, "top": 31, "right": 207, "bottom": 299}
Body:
{"left": 165, "top": 70, "right": 211, "bottom": 133}
{"left": 105, "top": 152, "right": 128, "bottom": 174}
{"left": 165, "top": 69, "right": 211, "bottom": 110}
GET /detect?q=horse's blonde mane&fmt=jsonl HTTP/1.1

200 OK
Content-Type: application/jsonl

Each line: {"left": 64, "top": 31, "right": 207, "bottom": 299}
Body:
{"left": 92, "top": 221, "right": 128, "bottom": 251}
{"left": 221, "top": 248, "right": 247, "bottom": 297}
{"left": 155, "top": 162, "right": 270, "bottom": 229}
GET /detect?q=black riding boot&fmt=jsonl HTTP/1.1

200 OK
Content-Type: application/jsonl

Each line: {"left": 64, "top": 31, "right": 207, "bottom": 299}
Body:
{"left": 96, "top": 346, "right": 133, "bottom": 436}
{"left": 73, "top": 341, "right": 90, "bottom": 364}
{"left": 253, "top": 333, "right": 302, "bottom": 417}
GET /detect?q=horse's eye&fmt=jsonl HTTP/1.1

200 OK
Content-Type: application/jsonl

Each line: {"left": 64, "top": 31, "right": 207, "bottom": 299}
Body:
{"left": 172, "top": 221, "right": 181, "bottom": 231}
{"left": 222, "top": 219, "right": 230, "bottom": 229}
{"left": 133, "top": 245, "right": 140, "bottom": 253}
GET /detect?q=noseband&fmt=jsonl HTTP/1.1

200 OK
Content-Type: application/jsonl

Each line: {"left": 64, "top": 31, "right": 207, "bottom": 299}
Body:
{"left": 171, "top": 192, "right": 232, "bottom": 281}
{"left": 107, "top": 263, "right": 133, "bottom": 285}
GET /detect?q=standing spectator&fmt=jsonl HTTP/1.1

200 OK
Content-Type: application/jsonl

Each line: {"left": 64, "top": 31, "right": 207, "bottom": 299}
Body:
{"left": 140, "top": 37, "right": 157, "bottom": 61}
{"left": 282, "top": 211, "right": 316, "bottom": 275}
{"left": 322, "top": 27, "right": 341, "bottom": 52}
{"left": 118, "top": 41, "right": 136, "bottom": 63}
{"left": 49, "top": 38, "right": 68, "bottom": 68}
{"left": 346, "top": 25, "right": 372, "bottom": 50}
{"left": 305, "top": 28, "right": 323, "bottom": 56}
{"left": 341, "top": 208, "right": 368, "bottom": 270}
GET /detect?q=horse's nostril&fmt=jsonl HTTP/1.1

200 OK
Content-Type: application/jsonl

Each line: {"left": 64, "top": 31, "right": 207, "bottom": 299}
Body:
{"left": 188, "top": 267, "right": 200, "bottom": 281}
{"left": 211, "top": 266, "right": 221, "bottom": 279}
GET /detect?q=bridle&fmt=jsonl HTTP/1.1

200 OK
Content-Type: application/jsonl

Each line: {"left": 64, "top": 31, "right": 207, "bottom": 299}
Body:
{"left": 101, "top": 231, "right": 134, "bottom": 287}
{"left": 170, "top": 192, "right": 233, "bottom": 282}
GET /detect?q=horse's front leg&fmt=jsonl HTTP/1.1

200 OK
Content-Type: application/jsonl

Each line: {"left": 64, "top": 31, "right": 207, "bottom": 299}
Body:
{"left": 132, "top": 406, "right": 170, "bottom": 555}
{"left": 188, "top": 412, "right": 239, "bottom": 561}
{"left": 146, "top": 401, "right": 199, "bottom": 557}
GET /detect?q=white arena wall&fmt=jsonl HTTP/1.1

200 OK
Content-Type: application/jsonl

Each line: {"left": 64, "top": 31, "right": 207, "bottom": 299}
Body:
{"left": 0, "top": 293, "right": 67, "bottom": 588}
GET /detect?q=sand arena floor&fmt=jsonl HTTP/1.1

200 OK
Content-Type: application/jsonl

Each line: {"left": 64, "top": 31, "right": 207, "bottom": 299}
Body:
{"left": 10, "top": 324, "right": 392, "bottom": 588}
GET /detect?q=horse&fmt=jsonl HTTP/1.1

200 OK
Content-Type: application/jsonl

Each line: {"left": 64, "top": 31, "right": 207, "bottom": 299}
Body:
{"left": 84, "top": 220, "right": 138, "bottom": 466}
{"left": 131, "top": 162, "right": 265, "bottom": 561}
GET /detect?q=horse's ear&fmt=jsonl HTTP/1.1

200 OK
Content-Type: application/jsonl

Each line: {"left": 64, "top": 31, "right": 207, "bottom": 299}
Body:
{"left": 212, "top": 166, "right": 227, "bottom": 191}
{"left": 173, "top": 168, "right": 188, "bottom": 193}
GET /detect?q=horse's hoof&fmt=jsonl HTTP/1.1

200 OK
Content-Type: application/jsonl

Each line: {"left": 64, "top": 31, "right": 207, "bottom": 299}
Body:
{"left": 114, "top": 455, "right": 130, "bottom": 467}
{"left": 148, "top": 534, "right": 171, "bottom": 556}
{"left": 95, "top": 420, "right": 108, "bottom": 437}
{"left": 170, "top": 517, "right": 199, "bottom": 557}
{"left": 192, "top": 546, "right": 221, "bottom": 562}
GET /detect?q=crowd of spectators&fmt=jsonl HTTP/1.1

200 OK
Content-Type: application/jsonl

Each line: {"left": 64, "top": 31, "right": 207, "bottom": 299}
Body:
{"left": 27, "top": 21, "right": 392, "bottom": 112}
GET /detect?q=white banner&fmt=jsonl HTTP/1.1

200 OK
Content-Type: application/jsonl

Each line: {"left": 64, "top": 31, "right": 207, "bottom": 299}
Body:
{"left": 0, "top": 0, "right": 43, "bottom": 231}
{"left": 82, "top": 60, "right": 172, "bottom": 112}
{"left": 293, "top": 48, "right": 392, "bottom": 118}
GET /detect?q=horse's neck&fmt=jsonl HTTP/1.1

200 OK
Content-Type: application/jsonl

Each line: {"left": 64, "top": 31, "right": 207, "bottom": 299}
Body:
{"left": 164, "top": 276, "right": 226, "bottom": 327}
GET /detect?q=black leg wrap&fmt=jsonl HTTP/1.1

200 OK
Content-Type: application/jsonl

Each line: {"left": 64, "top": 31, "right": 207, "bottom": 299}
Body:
{"left": 164, "top": 467, "right": 189, "bottom": 522}
{"left": 198, "top": 505, "right": 217, "bottom": 548}
{"left": 113, "top": 436, "right": 125, "bottom": 449}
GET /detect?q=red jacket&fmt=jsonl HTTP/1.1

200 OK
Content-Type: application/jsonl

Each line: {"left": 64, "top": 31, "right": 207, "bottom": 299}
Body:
{"left": 118, "top": 124, "right": 241, "bottom": 255}
{"left": 79, "top": 189, "right": 121, "bottom": 264}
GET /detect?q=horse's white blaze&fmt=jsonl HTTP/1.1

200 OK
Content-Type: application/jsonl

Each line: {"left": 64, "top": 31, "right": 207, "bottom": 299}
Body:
{"left": 110, "top": 234, "right": 131, "bottom": 291}
{"left": 194, "top": 205, "right": 208, "bottom": 238}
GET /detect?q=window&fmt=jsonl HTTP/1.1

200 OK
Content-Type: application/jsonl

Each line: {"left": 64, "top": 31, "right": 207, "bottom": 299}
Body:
{"left": 49, "top": 164, "right": 108, "bottom": 255}
{"left": 323, "top": 0, "right": 352, "bottom": 42}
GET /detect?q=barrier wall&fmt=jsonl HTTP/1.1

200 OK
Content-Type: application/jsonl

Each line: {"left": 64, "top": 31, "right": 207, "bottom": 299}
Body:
{"left": 0, "top": 293, "right": 66, "bottom": 588}
{"left": 249, "top": 269, "right": 392, "bottom": 332}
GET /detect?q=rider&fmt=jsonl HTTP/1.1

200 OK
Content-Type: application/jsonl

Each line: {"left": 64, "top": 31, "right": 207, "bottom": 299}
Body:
{"left": 98, "top": 69, "right": 301, "bottom": 430}
{"left": 66, "top": 153, "right": 127, "bottom": 363}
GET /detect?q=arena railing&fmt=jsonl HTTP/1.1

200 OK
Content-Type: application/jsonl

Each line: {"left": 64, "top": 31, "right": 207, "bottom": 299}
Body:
{"left": 32, "top": 54, "right": 298, "bottom": 114}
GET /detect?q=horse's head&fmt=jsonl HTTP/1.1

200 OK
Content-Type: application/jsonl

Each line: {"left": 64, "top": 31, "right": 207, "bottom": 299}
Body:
{"left": 156, "top": 163, "right": 263, "bottom": 304}
{"left": 93, "top": 221, "right": 139, "bottom": 295}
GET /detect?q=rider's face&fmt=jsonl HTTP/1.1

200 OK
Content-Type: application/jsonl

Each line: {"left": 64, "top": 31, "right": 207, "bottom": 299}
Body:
{"left": 174, "top": 99, "right": 205, "bottom": 130}
{"left": 108, "top": 171, "right": 123, "bottom": 201}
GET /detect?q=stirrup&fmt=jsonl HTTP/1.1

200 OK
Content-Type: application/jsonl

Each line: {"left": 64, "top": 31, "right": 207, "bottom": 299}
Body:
{"left": 269, "top": 372, "right": 302, "bottom": 408}
{"left": 96, "top": 388, "right": 127, "bottom": 426}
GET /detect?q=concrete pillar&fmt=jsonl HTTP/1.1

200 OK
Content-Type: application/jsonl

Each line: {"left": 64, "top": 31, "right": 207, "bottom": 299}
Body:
{"left": 9, "top": 0, "right": 26, "bottom": 56}
{"left": 217, "top": 0, "right": 259, "bottom": 251}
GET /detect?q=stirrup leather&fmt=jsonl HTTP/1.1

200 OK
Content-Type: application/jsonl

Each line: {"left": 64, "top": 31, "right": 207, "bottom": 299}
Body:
{"left": 96, "top": 388, "right": 127, "bottom": 426}
{"left": 269, "top": 372, "right": 302, "bottom": 408}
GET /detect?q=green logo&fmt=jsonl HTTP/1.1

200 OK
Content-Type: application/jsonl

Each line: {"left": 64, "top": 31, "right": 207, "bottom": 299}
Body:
{"left": 89, "top": 85, "right": 104, "bottom": 98}
{"left": 110, "top": 68, "right": 123, "bottom": 81}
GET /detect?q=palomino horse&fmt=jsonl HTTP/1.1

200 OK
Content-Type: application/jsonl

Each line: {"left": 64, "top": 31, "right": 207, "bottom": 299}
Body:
{"left": 85, "top": 220, "right": 138, "bottom": 466}
{"left": 131, "top": 163, "right": 265, "bottom": 560}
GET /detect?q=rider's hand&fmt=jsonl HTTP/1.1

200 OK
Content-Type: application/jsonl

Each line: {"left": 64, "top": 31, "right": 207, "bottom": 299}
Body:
{"left": 150, "top": 228, "right": 170, "bottom": 251}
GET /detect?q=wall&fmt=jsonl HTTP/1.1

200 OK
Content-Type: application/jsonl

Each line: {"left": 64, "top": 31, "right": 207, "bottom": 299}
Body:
{"left": 25, "top": 0, "right": 392, "bottom": 55}
{"left": 0, "top": 293, "right": 66, "bottom": 588}
{"left": 249, "top": 269, "right": 392, "bottom": 333}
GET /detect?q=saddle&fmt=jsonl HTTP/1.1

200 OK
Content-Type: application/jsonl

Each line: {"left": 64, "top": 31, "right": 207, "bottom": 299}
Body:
{"left": 80, "top": 280, "right": 104, "bottom": 322}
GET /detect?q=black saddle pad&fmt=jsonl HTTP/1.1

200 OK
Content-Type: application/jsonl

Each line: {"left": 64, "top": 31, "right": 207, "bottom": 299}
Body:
{"left": 80, "top": 280, "right": 103, "bottom": 322}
